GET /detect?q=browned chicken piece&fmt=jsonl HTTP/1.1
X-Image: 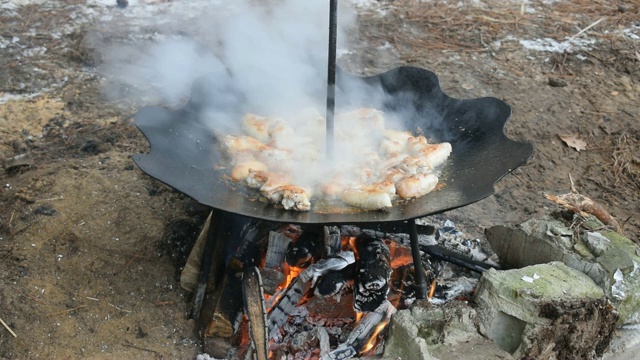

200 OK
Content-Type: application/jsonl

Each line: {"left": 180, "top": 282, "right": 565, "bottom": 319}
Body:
{"left": 385, "top": 168, "right": 407, "bottom": 185}
{"left": 260, "top": 173, "right": 293, "bottom": 195}
{"left": 399, "top": 156, "right": 430, "bottom": 174}
{"left": 257, "top": 146, "right": 293, "bottom": 169}
{"left": 222, "top": 135, "right": 265, "bottom": 153}
{"left": 231, "top": 160, "right": 268, "bottom": 182}
{"left": 281, "top": 186, "right": 312, "bottom": 211}
{"left": 246, "top": 169, "right": 270, "bottom": 189}
{"left": 336, "top": 108, "right": 385, "bottom": 130}
{"left": 263, "top": 185, "right": 311, "bottom": 211}
{"left": 380, "top": 138, "right": 404, "bottom": 157}
{"left": 383, "top": 129, "right": 413, "bottom": 143}
{"left": 242, "top": 114, "right": 271, "bottom": 142}
{"left": 342, "top": 186, "right": 392, "bottom": 210}
{"left": 341, "top": 180, "right": 396, "bottom": 210}
{"left": 414, "top": 142, "right": 452, "bottom": 168}
{"left": 378, "top": 153, "right": 409, "bottom": 172}
{"left": 396, "top": 173, "right": 439, "bottom": 199}
{"left": 406, "top": 135, "right": 429, "bottom": 154}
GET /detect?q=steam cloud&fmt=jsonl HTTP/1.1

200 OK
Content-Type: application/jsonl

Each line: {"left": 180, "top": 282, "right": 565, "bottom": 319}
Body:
{"left": 98, "top": 0, "right": 415, "bottom": 200}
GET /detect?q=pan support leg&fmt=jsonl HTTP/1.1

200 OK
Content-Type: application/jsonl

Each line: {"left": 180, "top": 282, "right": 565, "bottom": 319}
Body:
{"left": 408, "top": 218, "right": 428, "bottom": 299}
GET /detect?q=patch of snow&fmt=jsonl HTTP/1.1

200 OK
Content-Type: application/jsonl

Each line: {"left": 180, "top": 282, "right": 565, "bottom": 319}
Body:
{"left": 519, "top": 37, "right": 596, "bottom": 53}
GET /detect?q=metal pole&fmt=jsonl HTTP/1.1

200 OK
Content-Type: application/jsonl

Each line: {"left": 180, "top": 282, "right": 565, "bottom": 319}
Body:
{"left": 408, "top": 218, "right": 428, "bottom": 299}
{"left": 326, "top": 0, "right": 338, "bottom": 159}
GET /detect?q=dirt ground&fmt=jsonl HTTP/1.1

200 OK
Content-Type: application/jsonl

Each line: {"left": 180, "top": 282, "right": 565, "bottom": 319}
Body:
{"left": 1, "top": 0, "right": 638, "bottom": 359}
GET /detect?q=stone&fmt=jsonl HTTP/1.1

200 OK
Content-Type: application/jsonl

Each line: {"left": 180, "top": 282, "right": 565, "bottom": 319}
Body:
{"left": 485, "top": 216, "right": 640, "bottom": 324}
{"left": 604, "top": 327, "right": 640, "bottom": 360}
{"left": 584, "top": 231, "right": 611, "bottom": 257}
{"left": 474, "top": 262, "right": 618, "bottom": 359}
{"left": 381, "top": 301, "right": 512, "bottom": 360}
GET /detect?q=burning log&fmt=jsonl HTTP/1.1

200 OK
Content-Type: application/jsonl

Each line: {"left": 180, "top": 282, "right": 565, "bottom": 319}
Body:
{"left": 242, "top": 266, "right": 269, "bottom": 360}
{"left": 324, "top": 225, "right": 342, "bottom": 255}
{"left": 265, "top": 231, "right": 292, "bottom": 270}
{"left": 321, "top": 300, "right": 397, "bottom": 360}
{"left": 267, "top": 277, "right": 311, "bottom": 339}
{"left": 268, "top": 252, "right": 355, "bottom": 338}
{"left": 314, "top": 266, "right": 353, "bottom": 297}
{"left": 286, "top": 224, "right": 326, "bottom": 267}
{"left": 354, "top": 237, "right": 392, "bottom": 312}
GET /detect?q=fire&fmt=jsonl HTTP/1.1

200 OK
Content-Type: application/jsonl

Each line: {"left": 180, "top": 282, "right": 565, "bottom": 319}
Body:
{"left": 428, "top": 278, "right": 437, "bottom": 299}
{"left": 360, "top": 320, "right": 390, "bottom": 355}
{"left": 355, "top": 312, "right": 364, "bottom": 323}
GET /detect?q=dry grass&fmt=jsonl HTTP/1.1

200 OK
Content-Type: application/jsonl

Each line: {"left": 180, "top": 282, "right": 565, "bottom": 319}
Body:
{"left": 612, "top": 130, "right": 640, "bottom": 191}
{"left": 356, "top": 0, "right": 639, "bottom": 60}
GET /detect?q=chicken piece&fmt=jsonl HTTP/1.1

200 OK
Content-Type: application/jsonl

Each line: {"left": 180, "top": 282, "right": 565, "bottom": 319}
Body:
{"left": 336, "top": 108, "right": 385, "bottom": 130}
{"left": 257, "top": 146, "right": 293, "bottom": 169}
{"left": 406, "top": 135, "right": 429, "bottom": 154}
{"left": 396, "top": 173, "right": 439, "bottom": 199}
{"left": 246, "top": 169, "right": 270, "bottom": 189}
{"left": 378, "top": 153, "right": 409, "bottom": 172}
{"left": 383, "top": 129, "right": 413, "bottom": 144}
{"left": 385, "top": 168, "right": 406, "bottom": 185}
{"left": 222, "top": 135, "right": 265, "bottom": 153}
{"left": 414, "top": 142, "right": 452, "bottom": 168}
{"left": 399, "top": 156, "right": 430, "bottom": 174}
{"left": 380, "top": 138, "right": 404, "bottom": 157}
{"left": 230, "top": 160, "right": 268, "bottom": 182}
{"left": 342, "top": 181, "right": 396, "bottom": 210}
{"left": 280, "top": 186, "right": 312, "bottom": 211}
{"left": 342, "top": 187, "right": 392, "bottom": 210}
{"left": 260, "top": 173, "right": 293, "bottom": 196}
{"left": 242, "top": 114, "right": 271, "bottom": 142}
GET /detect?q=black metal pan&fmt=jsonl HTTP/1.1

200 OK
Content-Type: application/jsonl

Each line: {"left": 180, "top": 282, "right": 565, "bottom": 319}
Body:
{"left": 132, "top": 66, "right": 533, "bottom": 224}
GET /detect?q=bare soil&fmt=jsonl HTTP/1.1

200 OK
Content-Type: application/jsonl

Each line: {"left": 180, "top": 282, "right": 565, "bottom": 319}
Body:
{"left": 1, "top": 0, "right": 638, "bottom": 359}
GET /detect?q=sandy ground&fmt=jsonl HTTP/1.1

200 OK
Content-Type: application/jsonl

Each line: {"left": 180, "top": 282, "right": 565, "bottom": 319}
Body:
{"left": 1, "top": 0, "right": 639, "bottom": 359}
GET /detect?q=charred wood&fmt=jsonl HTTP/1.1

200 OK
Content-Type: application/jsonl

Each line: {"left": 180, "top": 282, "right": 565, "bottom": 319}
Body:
{"left": 299, "top": 251, "right": 355, "bottom": 286}
{"left": 267, "top": 277, "right": 311, "bottom": 339}
{"left": 258, "top": 268, "right": 285, "bottom": 295}
{"left": 321, "top": 300, "right": 396, "bottom": 360}
{"left": 420, "top": 244, "right": 496, "bottom": 273}
{"left": 324, "top": 225, "right": 342, "bottom": 255}
{"left": 314, "top": 265, "right": 354, "bottom": 297}
{"left": 307, "top": 291, "right": 356, "bottom": 319}
{"left": 286, "top": 224, "right": 325, "bottom": 267}
{"left": 354, "top": 237, "right": 391, "bottom": 312}
{"left": 265, "top": 231, "right": 292, "bottom": 271}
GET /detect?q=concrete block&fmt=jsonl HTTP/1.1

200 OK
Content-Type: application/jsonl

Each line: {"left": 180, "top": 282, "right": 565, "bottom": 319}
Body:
{"left": 382, "top": 301, "right": 512, "bottom": 360}
{"left": 485, "top": 217, "right": 640, "bottom": 324}
{"left": 474, "top": 262, "right": 618, "bottom": 359}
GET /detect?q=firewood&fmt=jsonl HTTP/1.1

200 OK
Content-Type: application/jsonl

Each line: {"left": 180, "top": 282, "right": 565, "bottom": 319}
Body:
{"left": 267, "top": 277, "right": 311, "bottom": 339}
{"left": 324, "top": 225, "right": 342, "bottom": 255}
{"left": 286, "top": 224, "right": 325, "bottom": 267}
{"left": 265, "top": 231, "right": 292, "bottom": 270}
{"left": 242, "top": 266, "right": 268, "bottom": 360}
{"left": 545, "top": 192, "right": 621, "bottom": 232}
{"left": 321, "top": 300, "right": 397, "bottom": 360}
{"left": 314, "top": 265, "right": 353, "bottom": 297}
{"left": 258, "top": 268, "right": 286, "bottom": 295}
{"left": 202, "top": 261, "right": 244, "bottom": 339}
{"left": 353, "top": 237, "right": 392, "bottom": 312}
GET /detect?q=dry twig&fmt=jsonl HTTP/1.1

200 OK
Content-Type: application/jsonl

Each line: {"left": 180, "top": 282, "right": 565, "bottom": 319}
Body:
{"left": 545, "top": 175, "right": 621, "bottom": 232}
{"left": 0, "top": 316, "right": 18, "bottom": 337}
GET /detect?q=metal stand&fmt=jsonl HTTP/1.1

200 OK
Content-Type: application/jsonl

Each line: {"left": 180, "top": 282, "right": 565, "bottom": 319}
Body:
{"left": 408, "top": 218, "right": 428, "bottom": 299}
{"left": 325, "top": 0, "right": 338, "bottom": 158}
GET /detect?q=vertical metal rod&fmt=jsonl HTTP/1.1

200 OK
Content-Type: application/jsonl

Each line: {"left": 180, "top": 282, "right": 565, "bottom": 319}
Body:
{"left": 325, "top": 0, "right": 338, "bottom": 159}
{"left": 408, "top": 218, "right": 428, "bottom": 299}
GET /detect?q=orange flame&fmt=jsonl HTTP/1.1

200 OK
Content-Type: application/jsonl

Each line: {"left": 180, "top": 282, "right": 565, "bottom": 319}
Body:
{"left": 428, "top": 278, "right": 437, "bottom": 299}
{"left": 360, "top": 320, "right": 390, "bottom": 355}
